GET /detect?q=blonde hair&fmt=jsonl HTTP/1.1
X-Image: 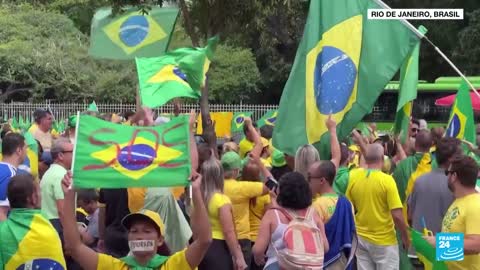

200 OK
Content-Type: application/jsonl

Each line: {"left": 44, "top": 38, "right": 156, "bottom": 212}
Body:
{"left": 200, "top": 156, "right": 224, "bottom": 205}
{"left": 294, "top": 144, "right": 320, "bottom": 179}
{"left": 222, "top": 142, "right": 239, "bottom": 154}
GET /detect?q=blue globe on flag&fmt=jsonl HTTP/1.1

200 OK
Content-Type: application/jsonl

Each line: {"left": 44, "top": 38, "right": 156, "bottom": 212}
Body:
{"left": 446, "top": 114, "right": 461, "bottom": 138}
{"left": 314, "top": 46, "right": 357, "bottom": 114}
{"left": 119, "top": 15, "right": 150, "bottom": 47}
{"left": 16, "top": 259, "right": 65, "bottom": 270}
{"left": 118, "top": 144, "right": 156, "bottom": 171}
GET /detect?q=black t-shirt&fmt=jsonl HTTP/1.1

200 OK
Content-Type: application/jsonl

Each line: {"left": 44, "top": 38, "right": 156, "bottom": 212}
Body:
{"left": 98, "top": 188, "right": 130, "bottom": 229}
{"left": 99, "top": 188, "right": 131, "bottom": 257}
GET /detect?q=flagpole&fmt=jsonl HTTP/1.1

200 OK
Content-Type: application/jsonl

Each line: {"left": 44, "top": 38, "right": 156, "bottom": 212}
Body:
{"left": 69, "top": 111, "right": 81, "bottom": 189}
{"left": 373, "top": 0, "right": 480, "bottom": 99}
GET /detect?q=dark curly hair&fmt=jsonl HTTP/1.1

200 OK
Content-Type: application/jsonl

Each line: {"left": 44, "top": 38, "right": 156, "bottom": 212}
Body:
{"left": 276, "top": 172, "right": 312, "bottom": 210}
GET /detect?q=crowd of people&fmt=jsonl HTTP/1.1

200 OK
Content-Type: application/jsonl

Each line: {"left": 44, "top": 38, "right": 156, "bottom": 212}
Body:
{"left": 0, "top": 107, "right": 479, "bottom": 270}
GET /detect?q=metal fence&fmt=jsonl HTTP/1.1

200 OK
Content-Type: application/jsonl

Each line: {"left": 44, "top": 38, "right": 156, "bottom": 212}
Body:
{"left": 1, "top": 102, "right": 279, "bottom": 121}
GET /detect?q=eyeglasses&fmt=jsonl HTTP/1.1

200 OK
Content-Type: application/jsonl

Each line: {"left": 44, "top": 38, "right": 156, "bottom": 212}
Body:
{"left": 445, "top": 170, "right": 455, "bottom": 176}
{"left": 411, "top": 128, "right": 419, "bottom": 133}
{"left": 307, "top": 174, "right": 323, "bottom": 182}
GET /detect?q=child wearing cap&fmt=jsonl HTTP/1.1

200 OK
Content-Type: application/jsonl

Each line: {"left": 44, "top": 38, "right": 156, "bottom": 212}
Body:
{"left": 61, "top": 170, "right": 212, "bottom": 270}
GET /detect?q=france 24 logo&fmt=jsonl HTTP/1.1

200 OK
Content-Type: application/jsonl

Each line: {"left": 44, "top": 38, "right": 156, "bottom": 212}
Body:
{"left": 436, "top": 233, "right": 464, "bottom": 261}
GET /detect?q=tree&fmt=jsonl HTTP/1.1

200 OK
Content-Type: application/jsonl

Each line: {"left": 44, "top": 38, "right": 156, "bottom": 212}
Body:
{"left": 453, "top": 9, "right": 480, "bottom": 75}
{"left": 0, "top": 4, "right": 137, "bottom": 103}
{"left": 208, "top": 45, "right": 260, "bottom": 104}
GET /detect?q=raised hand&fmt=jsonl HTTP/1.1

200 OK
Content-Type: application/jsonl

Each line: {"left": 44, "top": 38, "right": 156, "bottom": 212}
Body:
{"left": 61, "top": 171, "right": 73, "bottom": 195}
{"left": 325, "top": 114, "right": 337, "bottom": 130}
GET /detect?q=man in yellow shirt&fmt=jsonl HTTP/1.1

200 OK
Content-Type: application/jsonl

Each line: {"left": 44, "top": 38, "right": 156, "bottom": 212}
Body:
{"left": 239, "top": 122, "right": 260, "bottom": 158}
{"left": 222, "top": 151, "right": 269, "bottom": 269}
{"left": 30, "top": 109, "right": 54, "bottom": 164}
{"left": 425, "top": 155, "right": 480, "bottom": 270}
{"left": 346, "top": 144, "right": 410, "bottom": 270}
{"left": 309, "top": 160, "right": 356, "bottom": 269}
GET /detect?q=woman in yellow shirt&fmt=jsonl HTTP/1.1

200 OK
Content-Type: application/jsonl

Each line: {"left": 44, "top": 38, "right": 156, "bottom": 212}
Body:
{"left": 199, "top": 157, "right": 247, "bottom": 270}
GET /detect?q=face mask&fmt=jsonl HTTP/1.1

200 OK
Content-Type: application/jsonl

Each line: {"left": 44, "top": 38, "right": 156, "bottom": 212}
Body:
{"left": 128, "top": 240, "right": 156, "bottom": 252}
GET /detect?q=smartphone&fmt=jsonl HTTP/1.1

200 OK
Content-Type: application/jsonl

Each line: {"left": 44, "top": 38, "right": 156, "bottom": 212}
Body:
{"left": 265, "top": 177, "right": 278, "bottom": 191}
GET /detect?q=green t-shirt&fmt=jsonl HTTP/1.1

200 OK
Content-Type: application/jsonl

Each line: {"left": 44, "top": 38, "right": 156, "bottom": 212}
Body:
{"left": 333, "top": 166, "right": 350, "bottom": 195}
{"left": 40, "top": 164, "right": 67, "bottom": 219}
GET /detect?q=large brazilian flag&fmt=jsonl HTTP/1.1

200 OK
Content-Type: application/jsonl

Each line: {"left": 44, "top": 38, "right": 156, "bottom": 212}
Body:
{"left": 89, "top": 7, "right": 179, "bottom": 60}
{"left": 0, "top": 209, "right": 66, "bottom": 269}
{"left": 272, "top": 0, "right": 420, "bottom": 157}
{"left": 72, "top": 115, "right": 191, "bottom": 188}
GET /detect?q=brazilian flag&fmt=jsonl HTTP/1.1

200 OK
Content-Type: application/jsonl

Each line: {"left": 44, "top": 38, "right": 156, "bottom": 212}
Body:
{"left": 257, "top": 110, "right": 278, "bottom": 127}
{"left": 445, "top": 80, "right": 476, "bottom": 145}
{"left": 410, "top": 229, "right": 447, "bottom": 270}
{"left": 231, "top": 112, "right": 253, "bottom": 133}
{"left": 136, "top": 37, "right": 218, "bottom": 108}
{"left": 72, "top": 115, "right": 191, "bottom": 188}
{"left": 89, "top": 7, "right": 179, "bottom": 60}
{"left": 394, "top": 26, "right": 428, "bottom": 144}
{"left": 18, "top": 132, "right": 39, "bottom": 179}
{"left": 272, "top": 0, "right": 420, "bottom": 157}
{"left": 0, "top": 209, "right": 66, "bottom": 269}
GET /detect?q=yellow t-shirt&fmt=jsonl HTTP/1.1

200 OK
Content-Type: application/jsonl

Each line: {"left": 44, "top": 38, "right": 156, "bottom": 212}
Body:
{"left": 208, "top": 193, "right": 232, "bottom": 240}
{"left": 97, "top": 249, "right": 192, "bottom": 270}
{"left": 346, "top": 168, "right": 403, "bottom": 245}
{"left": 224, "top": 179, "right": 265, "bottom": 240}
{"left": 441, "top": 193, "right": 480, "bottom": 270}
{"left": 312, "top": 193, "right": 339, "bottom": 223}
{"left": 32, "top": 127, "right": 53, "bottom": 151}
{"left": 239, "top": 138, "right": 254, "bottom": 158}
{"left": 249, "top": 194, "right": 271, "bottom": 242}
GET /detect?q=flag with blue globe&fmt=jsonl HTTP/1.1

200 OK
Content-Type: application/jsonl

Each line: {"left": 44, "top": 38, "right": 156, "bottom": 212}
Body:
{"left": 89, "top": 7, "right": 179, "bottom": 60}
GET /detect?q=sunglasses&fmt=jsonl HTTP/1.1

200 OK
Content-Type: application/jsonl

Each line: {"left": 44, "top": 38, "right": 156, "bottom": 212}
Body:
{"left": 444, "top": 170, "right": 455, "bottom": 176}
{"left": 411, "top": 128, "right": 419, "bottom": 133}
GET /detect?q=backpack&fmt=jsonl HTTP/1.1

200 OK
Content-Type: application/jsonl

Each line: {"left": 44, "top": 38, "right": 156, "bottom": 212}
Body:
{"left": 272, "top": 207, "right": 325, "bottom": 270}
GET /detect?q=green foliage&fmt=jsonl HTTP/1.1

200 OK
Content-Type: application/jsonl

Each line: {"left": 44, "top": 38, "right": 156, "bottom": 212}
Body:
{"left": 2, "top": 0, "right": 480, "bottom": 105}
{"left": 453, "top": 9, "right": 480, "bottom": 75}
{"left": 0, "top": 5, "right": 136, "bottom": 103}
{"left": 46, "top": 0, "right": 109, "bottom": 34}
{"left": 208, "top": 45, "right": 260, "bottom": 104}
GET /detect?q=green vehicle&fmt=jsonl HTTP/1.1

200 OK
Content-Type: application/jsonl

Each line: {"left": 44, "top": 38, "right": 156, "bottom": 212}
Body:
{"left": 363, "top": 76, "right": 480, "bottom": 131}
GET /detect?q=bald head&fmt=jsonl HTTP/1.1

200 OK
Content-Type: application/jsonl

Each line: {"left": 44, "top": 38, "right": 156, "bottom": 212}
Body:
{"left": 365, "top": 143, "right": 384, "bottom": 164}
{"left": 308, "top": 161, "right": 336, "bottom": 185}
{"left": 415, "top": 130, "right": 433, "bottom": 152}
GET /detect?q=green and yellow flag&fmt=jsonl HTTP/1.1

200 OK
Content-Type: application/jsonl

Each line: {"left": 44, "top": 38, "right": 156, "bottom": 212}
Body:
{"left": 89, "top": 7, "right": 178, "bottom": 60}
{"left": 445, "top": 81, "right": 476, "bottom": 145}
{"left": 0, "top": 209, "right": 66, "bottom": 270}
{"left": 136, "top": 37, "right": 218, "bottom": 108}
{"left": 257, "top": 110, "right": 278, "bottom": 127}
{"left": 410, "top": 229, "right": 448, "bottom": 270}
{"left": 19, "top": 132, "right": 39, "bottom": 179}
{"left": 272, "top": 0, "right": 420, "bottom": 157}
{"left": 394, "top": 26, "right": 427, "bottom": 144}
{"left": 73, "top": 115, "right": 191, "bottom": 188}
{"left": 231, "top": 112, "right": 253, "bottom": 133}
